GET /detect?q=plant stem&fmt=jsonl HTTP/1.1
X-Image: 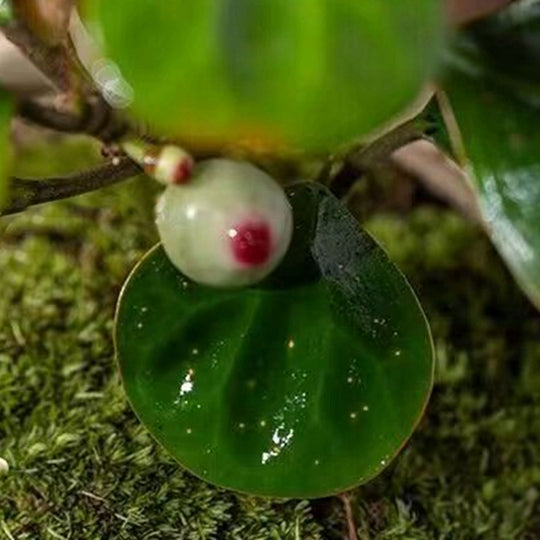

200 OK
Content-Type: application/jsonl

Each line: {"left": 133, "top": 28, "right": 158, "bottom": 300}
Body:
{"left": 18, "top": 98, "right": 129, "bottom": 143}
{"left": 2, "top": 157, "right": 142, "bottom": 216}
{"left": 320, "top": 118, "right": 427, "bottom": 198}
{"left": 2, "top": 19, "right": 129, "bottom": 143}
{"left": 340, "top": 493, "right": 359, "bottom": 540}
{"left": 2, "top": 21, "right": 72, "bottom": 93}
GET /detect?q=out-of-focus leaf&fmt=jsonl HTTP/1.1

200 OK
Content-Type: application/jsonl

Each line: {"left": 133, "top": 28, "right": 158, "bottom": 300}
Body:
{"left": 0, "top": 0, "right": 12, "bottom": 24}
{"left": 86, "top": 0, "right": 443, "bottom": 151}
{"left": 115, "top": 183, "right": 434, "bottom": 498}
{"left": 0, "top": 90, "right": 13, "bottom": 207}
{"left": 442, "top": 1, "right": 540, "bottom": 309}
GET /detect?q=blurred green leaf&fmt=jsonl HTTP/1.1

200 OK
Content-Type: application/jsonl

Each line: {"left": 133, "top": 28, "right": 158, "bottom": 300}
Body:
{"left": 88, "top": 0, "right": 443, "bottom": 151}
{"left": 0, "top": 0, "right": 13, "bottom": 25}
{"left": 442, "top": 2, "right": 540, "bottom": 309}
{"left": 115, "top": 182, "right": 434, "bottom": 498}
{"left": 0, "top": 89, "right": 13, "bottom": 207}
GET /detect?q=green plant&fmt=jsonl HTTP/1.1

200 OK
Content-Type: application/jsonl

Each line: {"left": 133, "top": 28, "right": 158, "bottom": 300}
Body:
{"left": 0, "top": 0, "right": 538, "bottom": 525}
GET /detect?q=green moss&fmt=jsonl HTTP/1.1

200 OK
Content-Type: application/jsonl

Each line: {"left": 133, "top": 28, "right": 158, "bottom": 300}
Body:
{"left": 0, "top": 145, "right": 539, "bottom": 538}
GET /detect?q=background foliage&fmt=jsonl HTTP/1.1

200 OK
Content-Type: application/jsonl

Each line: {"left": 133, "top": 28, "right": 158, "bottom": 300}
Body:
{"left": 443, "top": 1, "right": 540, "bottom": 310}
{"left": 0, "top": 141, "right": 538, "bottom": 539}
{"left": 89, "top": 0, "right": 442, "bottom": 150}
{"left": 1, "top": 0, "right": 540, "bottom": 537}
{"left": 0, "top": 90, "right": 12, "bottom": 206}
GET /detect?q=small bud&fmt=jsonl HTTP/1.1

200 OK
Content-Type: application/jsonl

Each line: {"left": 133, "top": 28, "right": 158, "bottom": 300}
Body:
{"left": 144, "top": 145, "right": 194, "bottom": 186}
{"left": 122, "top": 140, "right": 194, "bottom": 186}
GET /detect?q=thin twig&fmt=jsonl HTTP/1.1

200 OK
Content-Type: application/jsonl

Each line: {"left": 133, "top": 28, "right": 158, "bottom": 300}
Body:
{"left": 319, "top": 118, "right": 427, "bottom": 198}
{"left": 18, "top": 97, "right": 129, "bottom": 143}
{"left": 4, "top": 5, "right": 97, "bottom": 99}
{"left": 2, "top": 20, "right": 129, "bottom": 143}
{"left": 18, "top": 99, "right": 88, "bottom": 132}
{"left": 346, "top": 119, "right": 429, "bottom": 173}
{"left": 2, "top": 22, "right": 72, "bottom": 93}
{"left": 340, "top": 493, "right": 359, "bottom": 540}
{"left": 2, "top": 157, "right": 142, "bottom": 216}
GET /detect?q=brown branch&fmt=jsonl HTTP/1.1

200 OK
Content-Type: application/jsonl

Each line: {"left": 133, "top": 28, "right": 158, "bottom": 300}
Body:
{"left": 2, "top": 19, "right": 129, "bottom": 143}
{"left": 2, "top": 157, "right": 142, "bottom": 216}
{"left": 18, "top": 97, "right": 130, "bottom": 142}
{"left": 12, "top": 0, "right": 74, "bottom": 47}
{"left": 2, "top": 21, "right": 72, "bottom": 93}
{"left": 4, "top": 4, "right": 95, "bottom": 97}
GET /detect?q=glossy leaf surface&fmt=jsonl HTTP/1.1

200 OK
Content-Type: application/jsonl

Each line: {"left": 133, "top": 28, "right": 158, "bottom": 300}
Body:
{"left": 442, "top": 2, "right": 540, "bottom": 308}
{"left": 0, "top": 90, "right": 12, "bottom": 207}
{"left": 116, "top": 183, "right": 433, "bottom": 498}
{"left": 88, "top": 0, "right": 443, "bottom": 150}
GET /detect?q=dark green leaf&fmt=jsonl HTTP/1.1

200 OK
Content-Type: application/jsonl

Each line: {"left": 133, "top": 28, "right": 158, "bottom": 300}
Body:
{"left": 442, "top": 2, "right": 540, "bottom": 308}
{"left": 115, "top": 183, "right": 433, "bottom": 498}
{"left": 88, "top": 0, "right": 443, "bottom": 150}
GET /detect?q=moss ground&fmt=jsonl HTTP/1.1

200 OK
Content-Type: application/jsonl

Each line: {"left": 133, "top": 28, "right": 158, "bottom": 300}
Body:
{"left": 0, "top": 140, "right": 539, "bottom": 539}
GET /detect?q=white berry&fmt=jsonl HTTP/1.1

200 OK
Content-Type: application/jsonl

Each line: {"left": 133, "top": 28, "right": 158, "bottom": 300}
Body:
{"left": 155, "top": 159, "right": 293, "bottom": 287}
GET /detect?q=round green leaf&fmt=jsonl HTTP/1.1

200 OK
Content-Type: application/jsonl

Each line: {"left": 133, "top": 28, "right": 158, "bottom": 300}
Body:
{"left": 115, "top": 183, "right": 433, "bottom": 498}
{"left": 0, "top": 89, "right": 13, "bottom": 207}
{"left": 442, "top": 3, "right": 540, "bottom": 309}
{"left": 87, "top": 0, "right": 443, "bottom": 150}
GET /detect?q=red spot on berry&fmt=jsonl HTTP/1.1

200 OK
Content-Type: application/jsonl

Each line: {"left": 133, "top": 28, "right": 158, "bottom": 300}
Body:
{"left": 230, "top": 221, "right": 272, "bottom": 267}
{"left": 173, "top": 157, "right": 194, "bottom": 184}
